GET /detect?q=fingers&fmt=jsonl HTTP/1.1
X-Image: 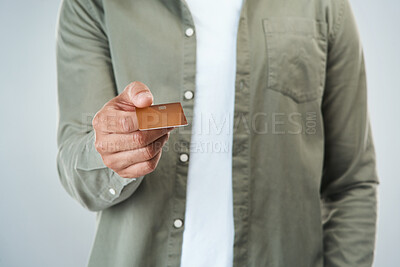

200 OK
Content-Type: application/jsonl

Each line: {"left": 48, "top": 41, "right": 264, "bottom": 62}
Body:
{"left": 93, "top": 109, "right": 139, "bottom": 133}
{"left": 114, "top": 81, "right": 153, "bottom": 108}
{"left": 104, "top": 133, "right": 169, "bottom": 171}
{"left": 117, "top": 149, "right": 163, "bottom": 178}
{"left": 93, "top": 81, "right": 154, "bottom": 133}
{"left": 92, "top": 81, "right": 167, "bottom": 178}
{"left": 95, "top": 127, "right": 174, "bottom": 154}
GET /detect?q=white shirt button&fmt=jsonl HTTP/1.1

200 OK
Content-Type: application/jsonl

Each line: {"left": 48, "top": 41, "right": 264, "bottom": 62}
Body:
{"left": 184, "top": 90, "right": 194, "bottom": 100}
{"left": 185, "top": 27, "right": 194, "bottom": 37}
{"left": 179, "top": 153, "right": 189, "bottom": 163}
{"left": 173, "top": 219, "right": 183, "bottom": 228}
{"left": 108, "top": 188, "right": 116, "bottom": 195}
{"left": 239, "top": 80, "right": 245, "bottom": 90}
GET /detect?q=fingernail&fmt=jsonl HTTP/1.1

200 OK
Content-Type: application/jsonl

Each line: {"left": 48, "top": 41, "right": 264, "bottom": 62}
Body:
{"left": 135, "top": 91, "right": 152, "bottom": 101}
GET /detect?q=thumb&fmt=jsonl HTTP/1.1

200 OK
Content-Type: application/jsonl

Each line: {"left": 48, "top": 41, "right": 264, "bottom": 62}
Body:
{"left": 116, "top": 81, "right": 153, "bottom": 108}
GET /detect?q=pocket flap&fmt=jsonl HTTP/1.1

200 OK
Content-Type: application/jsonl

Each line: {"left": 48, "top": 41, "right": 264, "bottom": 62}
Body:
{"left": 263, "top": 17, "right": 327, "bottom": 39}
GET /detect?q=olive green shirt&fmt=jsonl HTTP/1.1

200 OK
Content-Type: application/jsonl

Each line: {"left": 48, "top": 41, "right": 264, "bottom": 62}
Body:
{"left": 56, "top": 0, "right": 379, "bottom": 266}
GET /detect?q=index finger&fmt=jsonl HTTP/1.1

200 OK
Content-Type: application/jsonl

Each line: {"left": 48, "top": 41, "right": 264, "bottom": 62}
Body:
{"left": 93, "top": 109, "right": 139, "bottom": 134}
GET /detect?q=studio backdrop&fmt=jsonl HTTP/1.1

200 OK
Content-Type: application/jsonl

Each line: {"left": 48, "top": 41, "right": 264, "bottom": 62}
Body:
{"left": 0, "top": 0, "right": 398, "bottom": 266}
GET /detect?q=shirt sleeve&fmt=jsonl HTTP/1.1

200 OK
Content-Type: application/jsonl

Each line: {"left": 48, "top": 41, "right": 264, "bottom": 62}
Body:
{"left": 320, "top": 0, "right": 379, "bottom": 266}
{"left": 56, "top": 0, "right": 143, "bottom": 212}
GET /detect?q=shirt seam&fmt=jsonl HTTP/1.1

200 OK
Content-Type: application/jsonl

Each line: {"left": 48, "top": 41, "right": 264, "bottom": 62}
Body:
{"left": 329, "top": 0, "right": 346, "bottom": 44}
{"left": 83, "top": 0, "right": 108, "bottom": 39}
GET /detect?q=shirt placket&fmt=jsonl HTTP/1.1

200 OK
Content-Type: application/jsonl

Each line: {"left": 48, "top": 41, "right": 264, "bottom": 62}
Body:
{"left": 166, "top": 0, "right": 251, "bottom": 266}
{"left": 232, "top": 1, "right": 251, "bottom": 266}
{"left": 166, "top": 0, "right": 197, "bottom": 266}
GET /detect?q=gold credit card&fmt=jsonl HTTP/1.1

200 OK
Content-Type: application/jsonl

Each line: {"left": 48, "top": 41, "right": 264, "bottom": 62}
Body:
{"left": 136, "top": 102, "right": 188, "bottom": 130}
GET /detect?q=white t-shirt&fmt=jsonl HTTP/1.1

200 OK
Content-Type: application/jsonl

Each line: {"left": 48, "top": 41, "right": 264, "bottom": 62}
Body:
{"left": 180, "top": 0, "right": 244, "bottom": 266}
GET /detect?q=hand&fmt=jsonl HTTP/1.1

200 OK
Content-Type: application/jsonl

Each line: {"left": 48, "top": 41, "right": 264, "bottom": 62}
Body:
{"left": 92, "top": 81, "right": 172, "bottom": 178}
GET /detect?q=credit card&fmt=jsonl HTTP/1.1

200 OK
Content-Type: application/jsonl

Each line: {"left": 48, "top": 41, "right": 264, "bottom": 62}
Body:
{"left": 135, "top": 102, "right": 188, "bottom": 130}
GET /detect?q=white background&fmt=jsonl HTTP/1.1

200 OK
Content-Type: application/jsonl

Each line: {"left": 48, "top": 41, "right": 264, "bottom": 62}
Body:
{"left": 0, "top": 0, "right": 398, "bottom": 266}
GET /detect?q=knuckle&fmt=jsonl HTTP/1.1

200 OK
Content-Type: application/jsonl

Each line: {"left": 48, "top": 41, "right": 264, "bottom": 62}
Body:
{"left": 131, "top": 81, "right": 138, "bottom": 87}
{"left": 92, "top": 114, "right": 100, "bottom": 128}
{"left": 94, "top": 140, "right": 103, "bottom": 152}
{"left": 126, "top": 81, "right": 138, "bottom": 95}
{"left": 93, "top": 112, "right": 107, "bottom": 129}
{"left": 118, "top": 116, "right": 127, "bottom": 131}
{"left": 95, "top": 140, "right": 115, "bottom": 154}
{"left": 130, "top": 81, "right": 143, "bottom": 88}
{"left": 103, "top": 105, "right": 115, "bottom": 112}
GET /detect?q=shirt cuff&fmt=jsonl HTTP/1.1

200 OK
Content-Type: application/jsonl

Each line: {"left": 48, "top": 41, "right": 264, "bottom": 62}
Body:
{"left": 77, "top": 132, "right": 145, "bottom": 203}
{"left": 99, "top": 169, "right": 144, "bottom": 203}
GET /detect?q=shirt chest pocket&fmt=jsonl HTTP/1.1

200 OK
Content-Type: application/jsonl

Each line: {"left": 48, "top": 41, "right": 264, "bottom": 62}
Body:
{"left": 262, "top": 18, "right": 328, "bottom": 103}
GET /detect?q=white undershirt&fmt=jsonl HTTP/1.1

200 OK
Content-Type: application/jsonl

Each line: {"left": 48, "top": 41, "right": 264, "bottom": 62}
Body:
{"left": 180, "top": 0, "right": 244, "bottom": 266}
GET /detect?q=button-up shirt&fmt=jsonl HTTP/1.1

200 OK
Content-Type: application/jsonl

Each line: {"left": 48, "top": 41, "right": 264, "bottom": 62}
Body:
{"left": 56, "top": 0, "right": 379, "bottom": 266}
